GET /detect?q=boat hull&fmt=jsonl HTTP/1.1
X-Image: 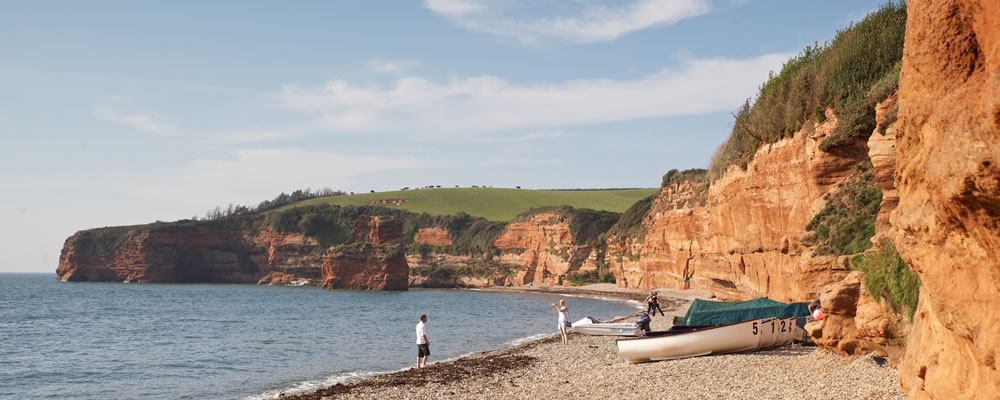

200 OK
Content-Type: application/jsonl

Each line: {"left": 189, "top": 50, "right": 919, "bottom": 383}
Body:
{"left": 571, "top": 317, "right": 640, "bottom": 336}
{"left": 616, "top": 319, "right": 765, "bottom": 363}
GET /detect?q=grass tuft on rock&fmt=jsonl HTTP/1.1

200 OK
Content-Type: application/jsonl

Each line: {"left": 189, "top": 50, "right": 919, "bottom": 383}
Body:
{"left": 804, "top": 161, "right": 882, "bottom": 256}
{"left": 850, "top": 240, "right": 921, "bottom": 321}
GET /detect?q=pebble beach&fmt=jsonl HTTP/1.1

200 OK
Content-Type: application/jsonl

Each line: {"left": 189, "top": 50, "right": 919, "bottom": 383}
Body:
{"left": 281, "top": 285, "right": 903, "bottom": 400}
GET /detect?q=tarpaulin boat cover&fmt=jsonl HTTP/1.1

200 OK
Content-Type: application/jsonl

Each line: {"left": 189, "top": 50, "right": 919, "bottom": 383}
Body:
{"left": 677, "top": 297, "right": 811, "bottom": 326}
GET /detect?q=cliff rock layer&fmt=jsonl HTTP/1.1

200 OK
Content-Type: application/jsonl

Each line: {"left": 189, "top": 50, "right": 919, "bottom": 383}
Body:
{"left": 493, "top": 213, "right": 596, "bottom": 286}
{"left": 893, "top": 0, "right": 1000, "bottom": 397}
{"left": 413, "top": 227, "right": 452, "bottom": 246}
{"left": 609, "top": 113, "right": 866, "bottom": 302}
{"left": 57, "top": 226, "right": 275, "bottom": 283}
{"left": 321, "top": 216, "right": 408, "bottom": 290}
{"left": 349, "top": 216, "right": 404, "bottom": 245}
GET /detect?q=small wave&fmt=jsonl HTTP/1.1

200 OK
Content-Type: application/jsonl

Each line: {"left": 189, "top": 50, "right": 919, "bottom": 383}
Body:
{"left": 625, "top": 299, "right": 644, "bottom": 309}
{"left": 507, "top": 332, "right": 553, "bottom": 346}
{"left": 242, "top": 370, "right": 386, "bottom": 400}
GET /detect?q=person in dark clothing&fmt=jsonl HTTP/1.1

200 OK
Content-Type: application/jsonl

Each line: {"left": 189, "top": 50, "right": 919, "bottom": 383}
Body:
{"left": 808, "top": 297, "right": 822, "bottom": 320}
{"left": 646, "top": 291, "right": 665, "bottom": 316}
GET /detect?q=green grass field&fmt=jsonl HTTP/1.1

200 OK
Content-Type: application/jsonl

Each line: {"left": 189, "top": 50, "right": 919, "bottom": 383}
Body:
{"left": 273, "top": 188, "right": 659, "bottom": 221}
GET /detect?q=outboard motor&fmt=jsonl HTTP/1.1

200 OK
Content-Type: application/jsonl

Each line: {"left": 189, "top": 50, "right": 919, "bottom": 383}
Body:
{"left": 637, "top": 314, "right": 652, "bottom": 335}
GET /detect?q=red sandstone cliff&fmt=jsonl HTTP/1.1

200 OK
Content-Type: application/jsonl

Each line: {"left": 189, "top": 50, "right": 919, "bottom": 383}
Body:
{"left": 56, "top": 225, "right": 276, "bottom": 283}
{"left": 492, "top": 213, "right": 598, "bottom": 286}
{"left": 607, "top": 110, "right": 867, "bottom": 303}
{"left": 802, "top": 95, "right": 907, "bottom": 359}
{"left": 321, "top": 216, "right": 409, "bottom": 290}
{"left": 413, "top": 227, "right": 452, "bottom": 246}
{"left": 891, "top": 1, "right": 1000, "bottom": 397}
{"left": 349, "top": 215, "right": 404, "bottom": 245}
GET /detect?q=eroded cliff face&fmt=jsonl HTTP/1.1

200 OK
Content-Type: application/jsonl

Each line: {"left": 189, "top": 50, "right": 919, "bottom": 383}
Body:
{"left": 249, "top": 231, "right": 322, "bottom": 284}
{"left": 57, "top": 226, "right": 275, "bottom": 283}
{"left": 492, "top": 213, "right": 597, "bottom": 286}
{"left": 321, "top": 216, "right": 409, "bottom": 290}
{"left": 892, "top": 0, "right": 1000, "bottom": 397}
{"left": 413, "top": 227, "right": 452, "bottom": 246}
{"left": 802, "top": 95, "right": 908, "bottom": 359}
{"left": 609, "top": 112, "right": 870, "bottom": 303}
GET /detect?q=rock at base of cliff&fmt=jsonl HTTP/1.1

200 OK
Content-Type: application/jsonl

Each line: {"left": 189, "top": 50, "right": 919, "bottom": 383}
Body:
{"left": 805, "top": 271, "right": 901, "bottom": 358}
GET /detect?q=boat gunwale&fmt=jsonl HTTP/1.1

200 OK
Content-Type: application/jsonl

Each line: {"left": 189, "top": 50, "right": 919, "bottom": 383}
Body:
{"left": 614, "top": 318, "right": 762, "bottom": 343}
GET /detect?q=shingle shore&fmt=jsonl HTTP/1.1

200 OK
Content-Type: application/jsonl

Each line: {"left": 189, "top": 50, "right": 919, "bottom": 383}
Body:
{"left": 279, "top": 285, "right": 903, "bottom": 400}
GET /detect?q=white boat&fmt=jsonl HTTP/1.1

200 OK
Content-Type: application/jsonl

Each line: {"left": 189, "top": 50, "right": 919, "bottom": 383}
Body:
{"left": 756, "top": 318, "right": 779, "bottom": 350}
{"left": 782, "top": 317, "right": 808, "bottom": 343}
{"left": 571, "top": 317, "right": 641, "bottom": 337}
{"left": 616, "top": 318, "right": 767, "bottom": 363}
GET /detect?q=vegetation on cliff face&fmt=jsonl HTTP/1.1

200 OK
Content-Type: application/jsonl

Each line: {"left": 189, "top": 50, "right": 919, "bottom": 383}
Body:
{"left": 850, "top": 240, "right": 921, "bottom": 321}
{"left": 710, "top": 2, "right": 906, "bottom": 178}
{"left": 605, "top": 168, "right": 709, "bottom": 243}
{"left": 661, "top": 168, "right": 708, "bottom": 188}
{"left": 69, "top": 220, "right": 217, "bottom": 257}
{"left": 565, "top": 268, "right": 616, "bottom": 286}
{"left": 408, "top": 258, "right": 518, "bottom": 282}
{"left": 605, "top": 193, "right": 655, "bottom": 240}
{"left": 513, "top": 206, "right": 620, "bottom": 245}
{"left": 804, "top": 162, "right": 882, "bottom": 256}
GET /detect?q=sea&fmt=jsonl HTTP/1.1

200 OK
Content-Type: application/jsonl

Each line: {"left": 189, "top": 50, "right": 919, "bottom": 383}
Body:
{"left": 0, "top": 273, "right": 640, "bottom": 400}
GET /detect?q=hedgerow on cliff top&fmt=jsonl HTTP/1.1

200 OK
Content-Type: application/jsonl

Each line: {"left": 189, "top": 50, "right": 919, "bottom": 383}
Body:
{"left": 709, "top": 1, "right": 906, "bottom": 179}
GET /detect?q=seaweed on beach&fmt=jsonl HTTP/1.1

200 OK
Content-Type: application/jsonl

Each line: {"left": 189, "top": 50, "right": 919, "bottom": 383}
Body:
{"left": 280, "top": 354, "right": 538, "bottom": 399}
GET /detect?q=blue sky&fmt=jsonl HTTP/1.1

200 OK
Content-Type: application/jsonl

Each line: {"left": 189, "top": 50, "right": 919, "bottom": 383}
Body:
{"left": 0, "top": 0, "right": 885, "bottom": 273}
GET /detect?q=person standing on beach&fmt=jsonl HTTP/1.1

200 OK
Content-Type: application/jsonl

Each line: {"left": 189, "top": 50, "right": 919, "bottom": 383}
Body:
{"left": 650, "top": 291, "right": 664, "bottom": 316}
{"left": 416, "top": 314, "right": 430, "bottom": 368}
{"left": 645, "top": 292, "right": 662, "bottom": 316}
{"left": 551, "top": 300, "right": 570, "bottom": 345}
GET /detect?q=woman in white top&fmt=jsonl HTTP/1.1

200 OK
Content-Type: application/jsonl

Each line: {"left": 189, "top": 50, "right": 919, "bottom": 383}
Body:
{"left": 551, "top": 299, "right": 569, "bottom": 345}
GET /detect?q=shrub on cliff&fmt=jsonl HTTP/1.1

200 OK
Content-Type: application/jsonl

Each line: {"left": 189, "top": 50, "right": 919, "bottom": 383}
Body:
{"left": 565, "top": 268, "right": 616, "bottom": 285}
{"left": 709, "top": 2, "right": 906, "bottom": 178}
{"left": 804, "top": 162, "right": 881, "bottom": 256}
{"left": 606, "top": 193, "right": 655, "bottom": 239}
{"left": 850, "top": 240, "right": 921, "bottom": 321}
{"left": 513, "top": 206, "right": 620, "bottom": 245}
{"left": 661, "top": 168, "right": 708, "bottom": 188}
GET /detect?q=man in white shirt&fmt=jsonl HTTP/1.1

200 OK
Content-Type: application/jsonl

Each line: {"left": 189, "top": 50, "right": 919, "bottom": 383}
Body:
{"left": 416, "top": 314, "right": 429, "bottom": 368}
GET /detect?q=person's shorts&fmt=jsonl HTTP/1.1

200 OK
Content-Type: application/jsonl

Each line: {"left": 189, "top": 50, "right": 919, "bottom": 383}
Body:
{"left": 417, "top": 343, "right": 430, "bottom": 357}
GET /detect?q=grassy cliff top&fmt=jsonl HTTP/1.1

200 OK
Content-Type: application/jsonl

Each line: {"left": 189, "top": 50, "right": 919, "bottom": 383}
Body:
{"left": 273, "top": 188, "right": 658, "bottom": 221}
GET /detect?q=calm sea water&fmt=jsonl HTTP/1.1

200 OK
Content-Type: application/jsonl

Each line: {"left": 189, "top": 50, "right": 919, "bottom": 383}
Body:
{"left": 0, "top": 273, "right": 639, "bottom": 400}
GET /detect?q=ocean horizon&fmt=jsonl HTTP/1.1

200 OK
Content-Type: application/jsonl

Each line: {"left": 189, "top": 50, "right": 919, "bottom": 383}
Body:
{"left": 0, "top": 273, "right": 640, "bottom": 399}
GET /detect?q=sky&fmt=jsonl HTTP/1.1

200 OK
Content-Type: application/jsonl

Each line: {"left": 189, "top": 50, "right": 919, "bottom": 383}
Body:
{"left": 0, "top": 0, "right": 885, "bottom": 273}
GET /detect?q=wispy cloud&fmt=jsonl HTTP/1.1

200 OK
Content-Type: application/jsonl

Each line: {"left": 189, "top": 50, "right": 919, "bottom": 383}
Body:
{"left": 92, "top": 100, "right": 178, "bottom": 135}
{"left": 454, "top": 130, "right": 571, "bottom": 143}
{"left": 424, "top": 0, "right": 484, "bottom": 17}
{"left": 366, "top": 59, "right": 421, "bottom": 74}
{"left": 280, "top": 52, "right": 790, "bottom": 137}
{"left": 424, "top": 0, "right": 710, "bottom": 44}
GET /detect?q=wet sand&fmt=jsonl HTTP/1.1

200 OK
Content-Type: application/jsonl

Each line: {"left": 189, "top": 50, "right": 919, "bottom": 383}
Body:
{"left": 279, "top": 285, "right": 902, "bottom": 400}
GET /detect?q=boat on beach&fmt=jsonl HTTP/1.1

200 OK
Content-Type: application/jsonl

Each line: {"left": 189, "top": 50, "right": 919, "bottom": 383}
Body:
{"left": 616, "top": 317, "right": 810, "bottom": 363}
{"left": 616, "top": 318, "right": 764, "bottom": 363}
{"left": 571, "top": 317, "right": 641, "bottom": 336}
